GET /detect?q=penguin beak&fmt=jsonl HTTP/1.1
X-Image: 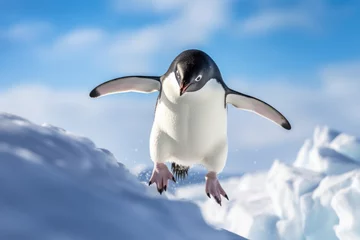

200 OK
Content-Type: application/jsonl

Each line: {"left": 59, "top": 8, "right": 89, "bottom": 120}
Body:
{"left": 180, "top": 82, "right": 191, "bottom": 96}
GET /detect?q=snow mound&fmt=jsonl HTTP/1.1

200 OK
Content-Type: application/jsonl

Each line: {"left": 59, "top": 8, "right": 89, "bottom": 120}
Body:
{"left": 294, "top": 126, "right": 360, "bottom": 174}
{"left": 0, "top": 113, "right": 244, "bottom": 240}
{"left": 176, "top": 126, "right": 360, "bottom": 240}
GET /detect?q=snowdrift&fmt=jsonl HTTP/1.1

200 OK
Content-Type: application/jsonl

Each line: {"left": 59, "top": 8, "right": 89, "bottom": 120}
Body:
{"left": 176, "top": 126, "right": 360, "bottom": 240}
{"left": 0, "top": 113, "right": 244, "bottom": 240}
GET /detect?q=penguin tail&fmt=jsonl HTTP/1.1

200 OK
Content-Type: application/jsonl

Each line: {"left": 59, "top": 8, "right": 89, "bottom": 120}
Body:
{"left": 171, "top": 163, "right": 189, "bottom": 180}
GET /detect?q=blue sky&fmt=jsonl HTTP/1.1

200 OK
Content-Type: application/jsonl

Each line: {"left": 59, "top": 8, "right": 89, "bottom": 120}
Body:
{"left": 1, "top": 0, "right": 360, "bottom": 87}
{"left": 1, "top": 0, "right": 359, "bottom": 173}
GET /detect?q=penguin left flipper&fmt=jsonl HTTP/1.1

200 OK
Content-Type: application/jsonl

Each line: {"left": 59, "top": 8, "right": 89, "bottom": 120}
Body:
{"left": 89, "top": 76, "right": 161, "bottom": 98}
{"left": 226, "top": 89, "right": 291, "bottom": 130}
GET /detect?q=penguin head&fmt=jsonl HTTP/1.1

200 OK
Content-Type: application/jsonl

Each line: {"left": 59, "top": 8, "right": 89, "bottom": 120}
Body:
{"left": 167, "top": 49, "right": 223, "bottom": 96}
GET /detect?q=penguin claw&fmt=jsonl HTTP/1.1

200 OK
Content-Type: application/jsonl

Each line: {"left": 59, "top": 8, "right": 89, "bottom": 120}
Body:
{"left": 148, "top": 163, "right": 175, "bottom": 195}
{"left": 214, "top": 196, "right": 221, "bottom": 206}
{"left": 205, "top": 172, "right": 227, "bottom": 206}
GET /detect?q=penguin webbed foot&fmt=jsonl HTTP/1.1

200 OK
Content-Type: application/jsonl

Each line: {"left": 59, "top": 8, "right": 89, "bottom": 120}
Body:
{"left": 205, "top": 171, "right": 229, "bottom": 206}
{"left": 148, "top": 162, "right": 176, "bottom": 194}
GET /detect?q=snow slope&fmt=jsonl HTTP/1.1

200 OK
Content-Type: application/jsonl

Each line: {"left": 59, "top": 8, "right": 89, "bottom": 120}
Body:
{"left": 0, "top": 113, "right": 244, "bottom": 240}
{"left": 175, "top": 126, "right": 360, "bottom": 240}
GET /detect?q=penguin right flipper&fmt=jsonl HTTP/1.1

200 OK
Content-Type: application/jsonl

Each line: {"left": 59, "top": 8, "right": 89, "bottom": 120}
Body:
{"left": 226, "top": 89, "right": 291, "bottom": 130}
{"left": 89, "top": 76, "right": 161, "bottom": 98}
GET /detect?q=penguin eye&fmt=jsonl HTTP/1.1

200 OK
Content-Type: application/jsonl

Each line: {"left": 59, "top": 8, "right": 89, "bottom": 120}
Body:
{"left": 176, "top": 70, "right": 181, "bottom": 79}
{"left": 195, "top": 74, "right": 202, "bottom": 82}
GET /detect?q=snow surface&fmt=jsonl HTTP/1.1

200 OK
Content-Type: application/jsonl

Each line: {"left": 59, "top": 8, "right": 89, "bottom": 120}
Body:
{"left": 0, "top": 113, "right": 245, "bottom": 240}
{"left": 175, "top": 126, "right": 360, "bottom": 240}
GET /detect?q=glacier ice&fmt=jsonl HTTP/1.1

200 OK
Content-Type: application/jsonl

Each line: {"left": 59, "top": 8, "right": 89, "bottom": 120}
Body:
{"left": 176, "top": 126, "right": 360, "bottom": 240}
{"left": 0, "top": 113, "right": 244, "bottom": 240}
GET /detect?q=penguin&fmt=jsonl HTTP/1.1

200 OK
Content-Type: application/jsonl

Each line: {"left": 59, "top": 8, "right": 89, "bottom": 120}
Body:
{"left": 89, "top": 49, "right": 291, "bottom": 205}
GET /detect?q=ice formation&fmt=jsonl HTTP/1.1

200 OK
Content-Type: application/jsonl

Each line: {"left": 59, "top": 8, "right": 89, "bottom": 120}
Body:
{"left": 176, "top": 126, "right": 360, "bottom": 240}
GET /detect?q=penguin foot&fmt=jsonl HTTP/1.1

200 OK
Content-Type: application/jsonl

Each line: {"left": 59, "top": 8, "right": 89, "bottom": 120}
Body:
{"left": 148, "top": 162, "right": 176, "bottom": 194}
{"left": 205, "top": 171, "right": 228, "bottom": 206}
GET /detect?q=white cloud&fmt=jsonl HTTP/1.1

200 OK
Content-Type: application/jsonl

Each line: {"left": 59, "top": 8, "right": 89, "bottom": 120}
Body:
{"left": 1, "top": 22, "right": 52, "bottom": 41}
{"left": 240, "top": 9, "right": 313, "bottom": 35}
{"left": 38, "top": 0, "right": 231, "bottom": 74}
{"left": 1, "top": 60, "right": 359, "bottom": 173}
{"left": 321, "top": 60, "right": 360, "bottom": 96}
{"left": 54, "top": 28, "right": 106, "bottom": 50}
{"left": 238, "top": 1, "right": 326, "bottom": 35}
{"left": 109, "top": 0, "right": 230, "bottom": 54}
{"left": 113, "top": 0, "right": 184, "bottom": 13}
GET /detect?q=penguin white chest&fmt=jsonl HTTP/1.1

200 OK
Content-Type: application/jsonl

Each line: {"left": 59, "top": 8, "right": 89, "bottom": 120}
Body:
{"left": 150, "top": 73, "right": 227, "bottom": 166}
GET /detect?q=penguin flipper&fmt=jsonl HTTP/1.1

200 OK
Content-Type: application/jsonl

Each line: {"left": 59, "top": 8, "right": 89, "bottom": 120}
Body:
{"left": 226, "top": 89, "right": 291, "bottom": 130}
{"left": 89, "top": 76, "right": 161, "bottom": 98}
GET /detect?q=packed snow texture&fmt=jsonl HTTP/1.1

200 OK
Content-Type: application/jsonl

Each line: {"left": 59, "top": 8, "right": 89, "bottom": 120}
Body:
{"left": 175, "top": 126, "right": 360, "bottom": 240}
{"left": 0, "top": 113, "right": 244, "bottom": 240}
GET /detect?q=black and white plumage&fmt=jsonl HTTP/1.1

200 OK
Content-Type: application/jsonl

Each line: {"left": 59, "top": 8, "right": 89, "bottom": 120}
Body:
{"left": 90, "top": 49, "right": 291, "bottom": 204}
